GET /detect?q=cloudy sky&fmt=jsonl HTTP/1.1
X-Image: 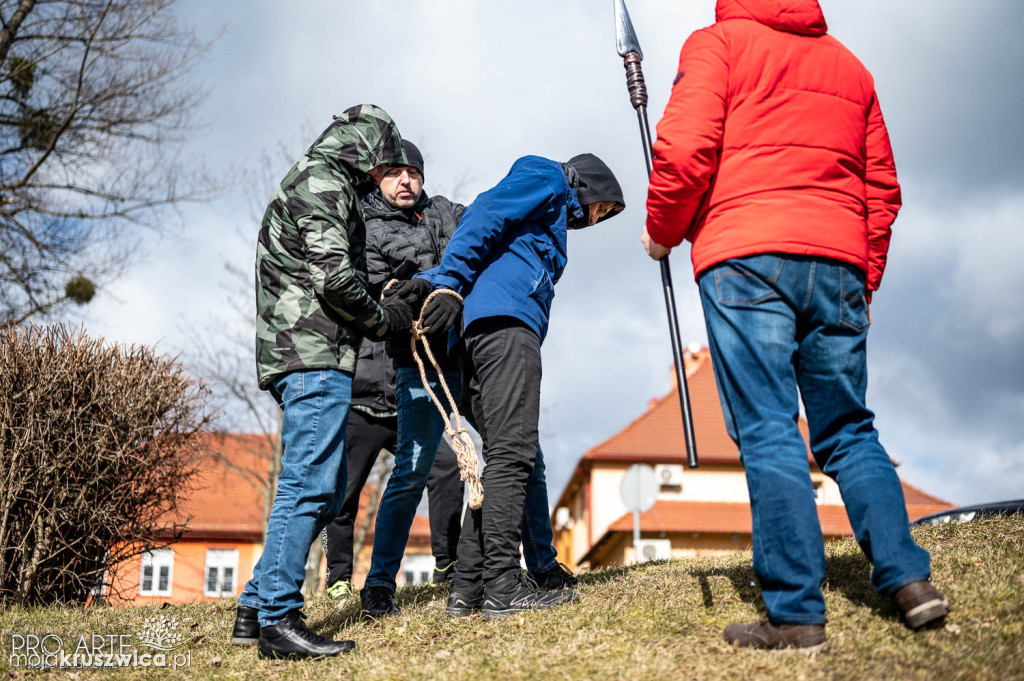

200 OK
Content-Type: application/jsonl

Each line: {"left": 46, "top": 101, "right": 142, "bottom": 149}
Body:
{"left": 68, "top": 0, "right": 1024, "bottom": 509}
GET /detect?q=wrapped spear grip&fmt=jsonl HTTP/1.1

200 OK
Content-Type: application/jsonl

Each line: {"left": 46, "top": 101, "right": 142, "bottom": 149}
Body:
{"left": 623, "top": 52, "right": 648, "bottom": 110}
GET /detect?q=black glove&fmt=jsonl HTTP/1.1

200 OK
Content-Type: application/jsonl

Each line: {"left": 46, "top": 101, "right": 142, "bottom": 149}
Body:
{"left": 380, "top": 297, "right": 414, "bottom": 338}
{"left": 384, "top": 277, "right": 431, "bottom": 307}
{"left": 421, "top": 292, "right": 462, "bottom": 335}
{"left": 392, "top": 260, "right": 419, "bottom": 281}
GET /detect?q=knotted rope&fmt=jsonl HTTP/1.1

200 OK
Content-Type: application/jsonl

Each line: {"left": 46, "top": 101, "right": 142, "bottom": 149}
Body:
{"left": 383, "top": 282, "right": 484, "bottom": 509}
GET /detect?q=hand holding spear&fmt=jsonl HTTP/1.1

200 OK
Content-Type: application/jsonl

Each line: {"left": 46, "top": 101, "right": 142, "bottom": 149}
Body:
{"left": 614, "top": 0, "right": 699, "bottom": 468}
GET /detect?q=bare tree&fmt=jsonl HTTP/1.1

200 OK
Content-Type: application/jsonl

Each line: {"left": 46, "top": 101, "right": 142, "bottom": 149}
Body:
{"left": 0, "top": 0, "right": 215, "bottom": 324}
{"left": 182, "top": 144, "right": 296, "bottom": 541}
{"left": 184, "top": 243, "right": 283, "bottom": 543}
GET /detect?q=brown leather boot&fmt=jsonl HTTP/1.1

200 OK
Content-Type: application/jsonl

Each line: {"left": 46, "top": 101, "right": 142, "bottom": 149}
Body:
{"left": 894, "top": 580, "right": 949, "bottom": 629}
{"left": 723, "top": 615, "right": 826, "bottom": 651}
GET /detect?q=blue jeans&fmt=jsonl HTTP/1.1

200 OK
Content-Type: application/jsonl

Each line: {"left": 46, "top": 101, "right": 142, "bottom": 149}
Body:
{"left": 698, "top": 254, "right": 931, "bottom": 625}
{"left": 364, "top": 367, "right": 461, "bottom": 591}
{"left": 521, "top": 447, "right": 558, "bottom": 572}
{"left": 238, "top": 369, "right": 351, "bottom": 626}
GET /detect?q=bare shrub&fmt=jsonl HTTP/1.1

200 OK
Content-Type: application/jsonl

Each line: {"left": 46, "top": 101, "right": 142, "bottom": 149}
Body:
{"left": 0, "top": 323, "right": 211, "bottom": 604}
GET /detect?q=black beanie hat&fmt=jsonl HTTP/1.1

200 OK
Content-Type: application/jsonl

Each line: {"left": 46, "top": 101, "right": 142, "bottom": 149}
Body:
{"left": 401, "top": 140, "right": 425, "bottom": 177}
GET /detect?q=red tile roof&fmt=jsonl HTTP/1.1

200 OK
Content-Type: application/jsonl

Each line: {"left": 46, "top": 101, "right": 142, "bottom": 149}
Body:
{"left": 582, "top": 349, "right": 813, "bottom": 466}
{"left": 605, "top": 494, "right": 954, "bottom": 538}
{"left": 168, "top": 433, "right": 273, "bottom": 541}
{"left": 167, "top": 432, "right": 432, "bottom": 543}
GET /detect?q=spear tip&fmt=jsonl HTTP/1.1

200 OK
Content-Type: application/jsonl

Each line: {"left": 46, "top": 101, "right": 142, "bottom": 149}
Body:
{"left": 614, "top": 0, "right": 644, "bottom": 59}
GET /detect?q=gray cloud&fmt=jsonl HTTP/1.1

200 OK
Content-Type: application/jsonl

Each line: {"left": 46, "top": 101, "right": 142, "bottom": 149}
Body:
{"left": 826, "top": 1, "right": 1024, "bottom": 194}
{"left": 65, "top": 0, "right": 1022, "bottom": 511}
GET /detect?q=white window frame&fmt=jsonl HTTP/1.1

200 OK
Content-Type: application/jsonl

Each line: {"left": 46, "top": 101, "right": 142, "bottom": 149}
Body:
{"left": 139, "top": 548, "right": 174, "bottom": 597}
{"left": 203, "top": 548, "right": 239, "bottom": 598}
{"left": 400, "top": 554, "right": 434, "bottom": 587}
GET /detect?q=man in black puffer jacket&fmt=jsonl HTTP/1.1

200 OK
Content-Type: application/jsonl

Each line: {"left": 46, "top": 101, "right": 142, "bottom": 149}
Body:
{"left": 323, "top": 141, "right": 463, "bottom": 599}
{"left": 354, "top": 142, "right": 579, "bottom": 617}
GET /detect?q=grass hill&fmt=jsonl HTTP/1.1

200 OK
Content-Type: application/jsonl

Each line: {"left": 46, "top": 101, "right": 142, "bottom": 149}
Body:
{"left": 2, "top": 515, "right": 1022, "bottom": 680}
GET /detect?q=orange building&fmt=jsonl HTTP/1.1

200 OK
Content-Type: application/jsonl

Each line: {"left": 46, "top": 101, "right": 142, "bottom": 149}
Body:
{"left": 107, "top": 433, "right": 434, "bottom": 605}
{"left": 107, "top": 433, "right": 269, "bottom": 604}
{"left": 551, "top": 348, "right": 953, "bottom": 570}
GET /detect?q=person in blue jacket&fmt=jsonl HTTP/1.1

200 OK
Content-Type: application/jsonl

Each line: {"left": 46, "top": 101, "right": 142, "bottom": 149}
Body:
{"left": 392, "top": 153, "right": 624, "bottom": 618}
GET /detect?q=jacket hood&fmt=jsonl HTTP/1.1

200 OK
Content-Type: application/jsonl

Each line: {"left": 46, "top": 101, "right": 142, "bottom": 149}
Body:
{"left": 716, "top": 0, "right": 827, "bottom": 36}
{"left": 306, "top": 104, "right": 408, "bottom": 198}
{"left": 562, "top": 153, "right": 625, "bottom": 227}
{"left": 362, "top": 188, "right": 427, "bottom": 222}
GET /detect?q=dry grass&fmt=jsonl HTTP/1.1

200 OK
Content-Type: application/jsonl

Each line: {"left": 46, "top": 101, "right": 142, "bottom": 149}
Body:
{"left": 2, "top": 515, "right": 1022, "bottom": 680}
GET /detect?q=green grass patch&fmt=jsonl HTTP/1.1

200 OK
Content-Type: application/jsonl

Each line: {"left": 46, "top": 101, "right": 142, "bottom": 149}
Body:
{"left": 2, "top": 515, "right": 1022, "bottom": 680}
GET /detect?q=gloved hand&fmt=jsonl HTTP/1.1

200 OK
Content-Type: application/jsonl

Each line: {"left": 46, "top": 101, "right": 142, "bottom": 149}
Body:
{"left": 421, "top": 292, "right": 462, "bottom": 335}
{"left": 384, "top": 278, "right": 431, "bottom": 307}
{"left": 392, "top": 260, "right": 419, "bottom": 281}
{"left": 380, "top": 297, "right": 414, "bottom": 338}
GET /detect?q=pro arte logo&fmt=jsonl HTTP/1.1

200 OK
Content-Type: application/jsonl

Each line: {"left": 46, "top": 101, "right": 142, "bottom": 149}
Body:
{"left": 9, "top": 615, "right": 192, "bottom": 670}
{"left": 137, "top": 616, "right": 185, "bottom": 650}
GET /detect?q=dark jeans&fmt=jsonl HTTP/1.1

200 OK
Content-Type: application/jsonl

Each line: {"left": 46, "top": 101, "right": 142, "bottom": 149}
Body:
{"left": 323, "top": 408, "right": 464, "bottom": 585}
{"left": 455, "top": 318, "right": 544, "bottom": 585}
{"left": 698, "top": 254, "right": 931, "bottom": 624}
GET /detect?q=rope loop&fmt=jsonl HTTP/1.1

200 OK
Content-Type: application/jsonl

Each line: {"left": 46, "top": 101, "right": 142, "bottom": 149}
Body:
{"left": 383, "top": 281, "right": 484, "bottom": 509}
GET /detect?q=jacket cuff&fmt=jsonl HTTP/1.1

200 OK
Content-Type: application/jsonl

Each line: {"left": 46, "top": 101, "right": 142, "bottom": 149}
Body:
{"left": 646, "top": 219, "right": 683, "bottom": 249}
{"left": 429, "top": 273, "right": 462, "bottom": 293}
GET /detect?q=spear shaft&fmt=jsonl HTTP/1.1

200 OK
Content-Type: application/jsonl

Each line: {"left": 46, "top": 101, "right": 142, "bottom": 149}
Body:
{"left": 616, "top": 1, "right": 699, "bottom": 468}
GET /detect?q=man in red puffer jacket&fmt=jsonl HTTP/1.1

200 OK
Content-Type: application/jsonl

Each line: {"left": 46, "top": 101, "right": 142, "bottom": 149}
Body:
{"left": 642, "top": 0, "right": 949, "bottom": 650}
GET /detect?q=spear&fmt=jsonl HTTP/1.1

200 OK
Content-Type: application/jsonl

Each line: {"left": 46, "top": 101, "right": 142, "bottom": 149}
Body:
{"left": 614, "top": 0, "right": 699, "bottom": 468}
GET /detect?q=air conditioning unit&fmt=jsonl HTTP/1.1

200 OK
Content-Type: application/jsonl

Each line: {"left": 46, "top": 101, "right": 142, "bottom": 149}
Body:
{"left": 635, "top": 539, "right": 672, "bottom": 563}
{"left": 554, "top": 506, "right": 573, "bottom": 531}
{"left": 654, "top": 464, "right": 685, "bottom": 487}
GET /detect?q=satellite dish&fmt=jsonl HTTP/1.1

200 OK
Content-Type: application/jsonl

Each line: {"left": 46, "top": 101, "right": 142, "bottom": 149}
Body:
{"left": 620, "top": 464, "right": 658, "bottom": 513}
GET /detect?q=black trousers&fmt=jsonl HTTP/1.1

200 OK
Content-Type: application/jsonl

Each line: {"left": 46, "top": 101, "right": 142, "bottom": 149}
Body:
{"left": 455, "top": 318, "right": 543, "bottom": 585}
{"left": 324, "top": 409, "right": 463, "bottom": 584}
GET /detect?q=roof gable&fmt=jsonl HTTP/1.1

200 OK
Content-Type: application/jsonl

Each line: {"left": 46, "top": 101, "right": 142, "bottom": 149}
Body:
{"left": 583, "top": 349, "right": 812, "bottom": 466}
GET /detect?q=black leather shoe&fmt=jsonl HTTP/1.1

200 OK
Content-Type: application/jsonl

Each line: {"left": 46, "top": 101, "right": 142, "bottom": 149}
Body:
{"left": 481, "top": 569, "right": 578, "bottom": 620}
{"left": 257, "top": 610, "right": 355, "bottom": 660}
{"left": 445, "top": 580, "right": 483, "bottom": 617}
{"left": 360, "top": 585, "right": 400, "bottom": 618}
{"left": 231, "top": 605, "right": 259, "bottom": 646}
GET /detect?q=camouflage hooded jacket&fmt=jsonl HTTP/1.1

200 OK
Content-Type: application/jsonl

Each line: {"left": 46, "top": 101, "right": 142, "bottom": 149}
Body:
{"left": 255, "top": 104, "right": 407, "bottom": 389}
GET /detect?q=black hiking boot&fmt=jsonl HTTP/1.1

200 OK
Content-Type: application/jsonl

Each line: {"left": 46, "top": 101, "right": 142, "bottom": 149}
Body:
{"left": 481, "top": 569, "right": 579, "bottom": 620}
{"left": 445, "top": 580, "right": 484, "bottom": 618}
{"left": 231, "top": 605, "right": 259, "bottom": 646}
{"left": 360, "top": 585, "right": 400, "bottom": 618}
{"left": 894, "top": 580, "right": 949, "bottom": 629}
{"left": 257, "top": 610, "right": 355, "bottom": 660}
{"left": 723, "top": 615, "right": 826, "bottom": 651}
{"left": 530, "top": 562, "right": 579, "bottom": 590}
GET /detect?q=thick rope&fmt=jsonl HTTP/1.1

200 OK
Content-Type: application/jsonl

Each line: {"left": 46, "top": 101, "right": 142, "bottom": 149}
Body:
{"left": 384, "top": 282, "right": 484, "bottom": 509}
